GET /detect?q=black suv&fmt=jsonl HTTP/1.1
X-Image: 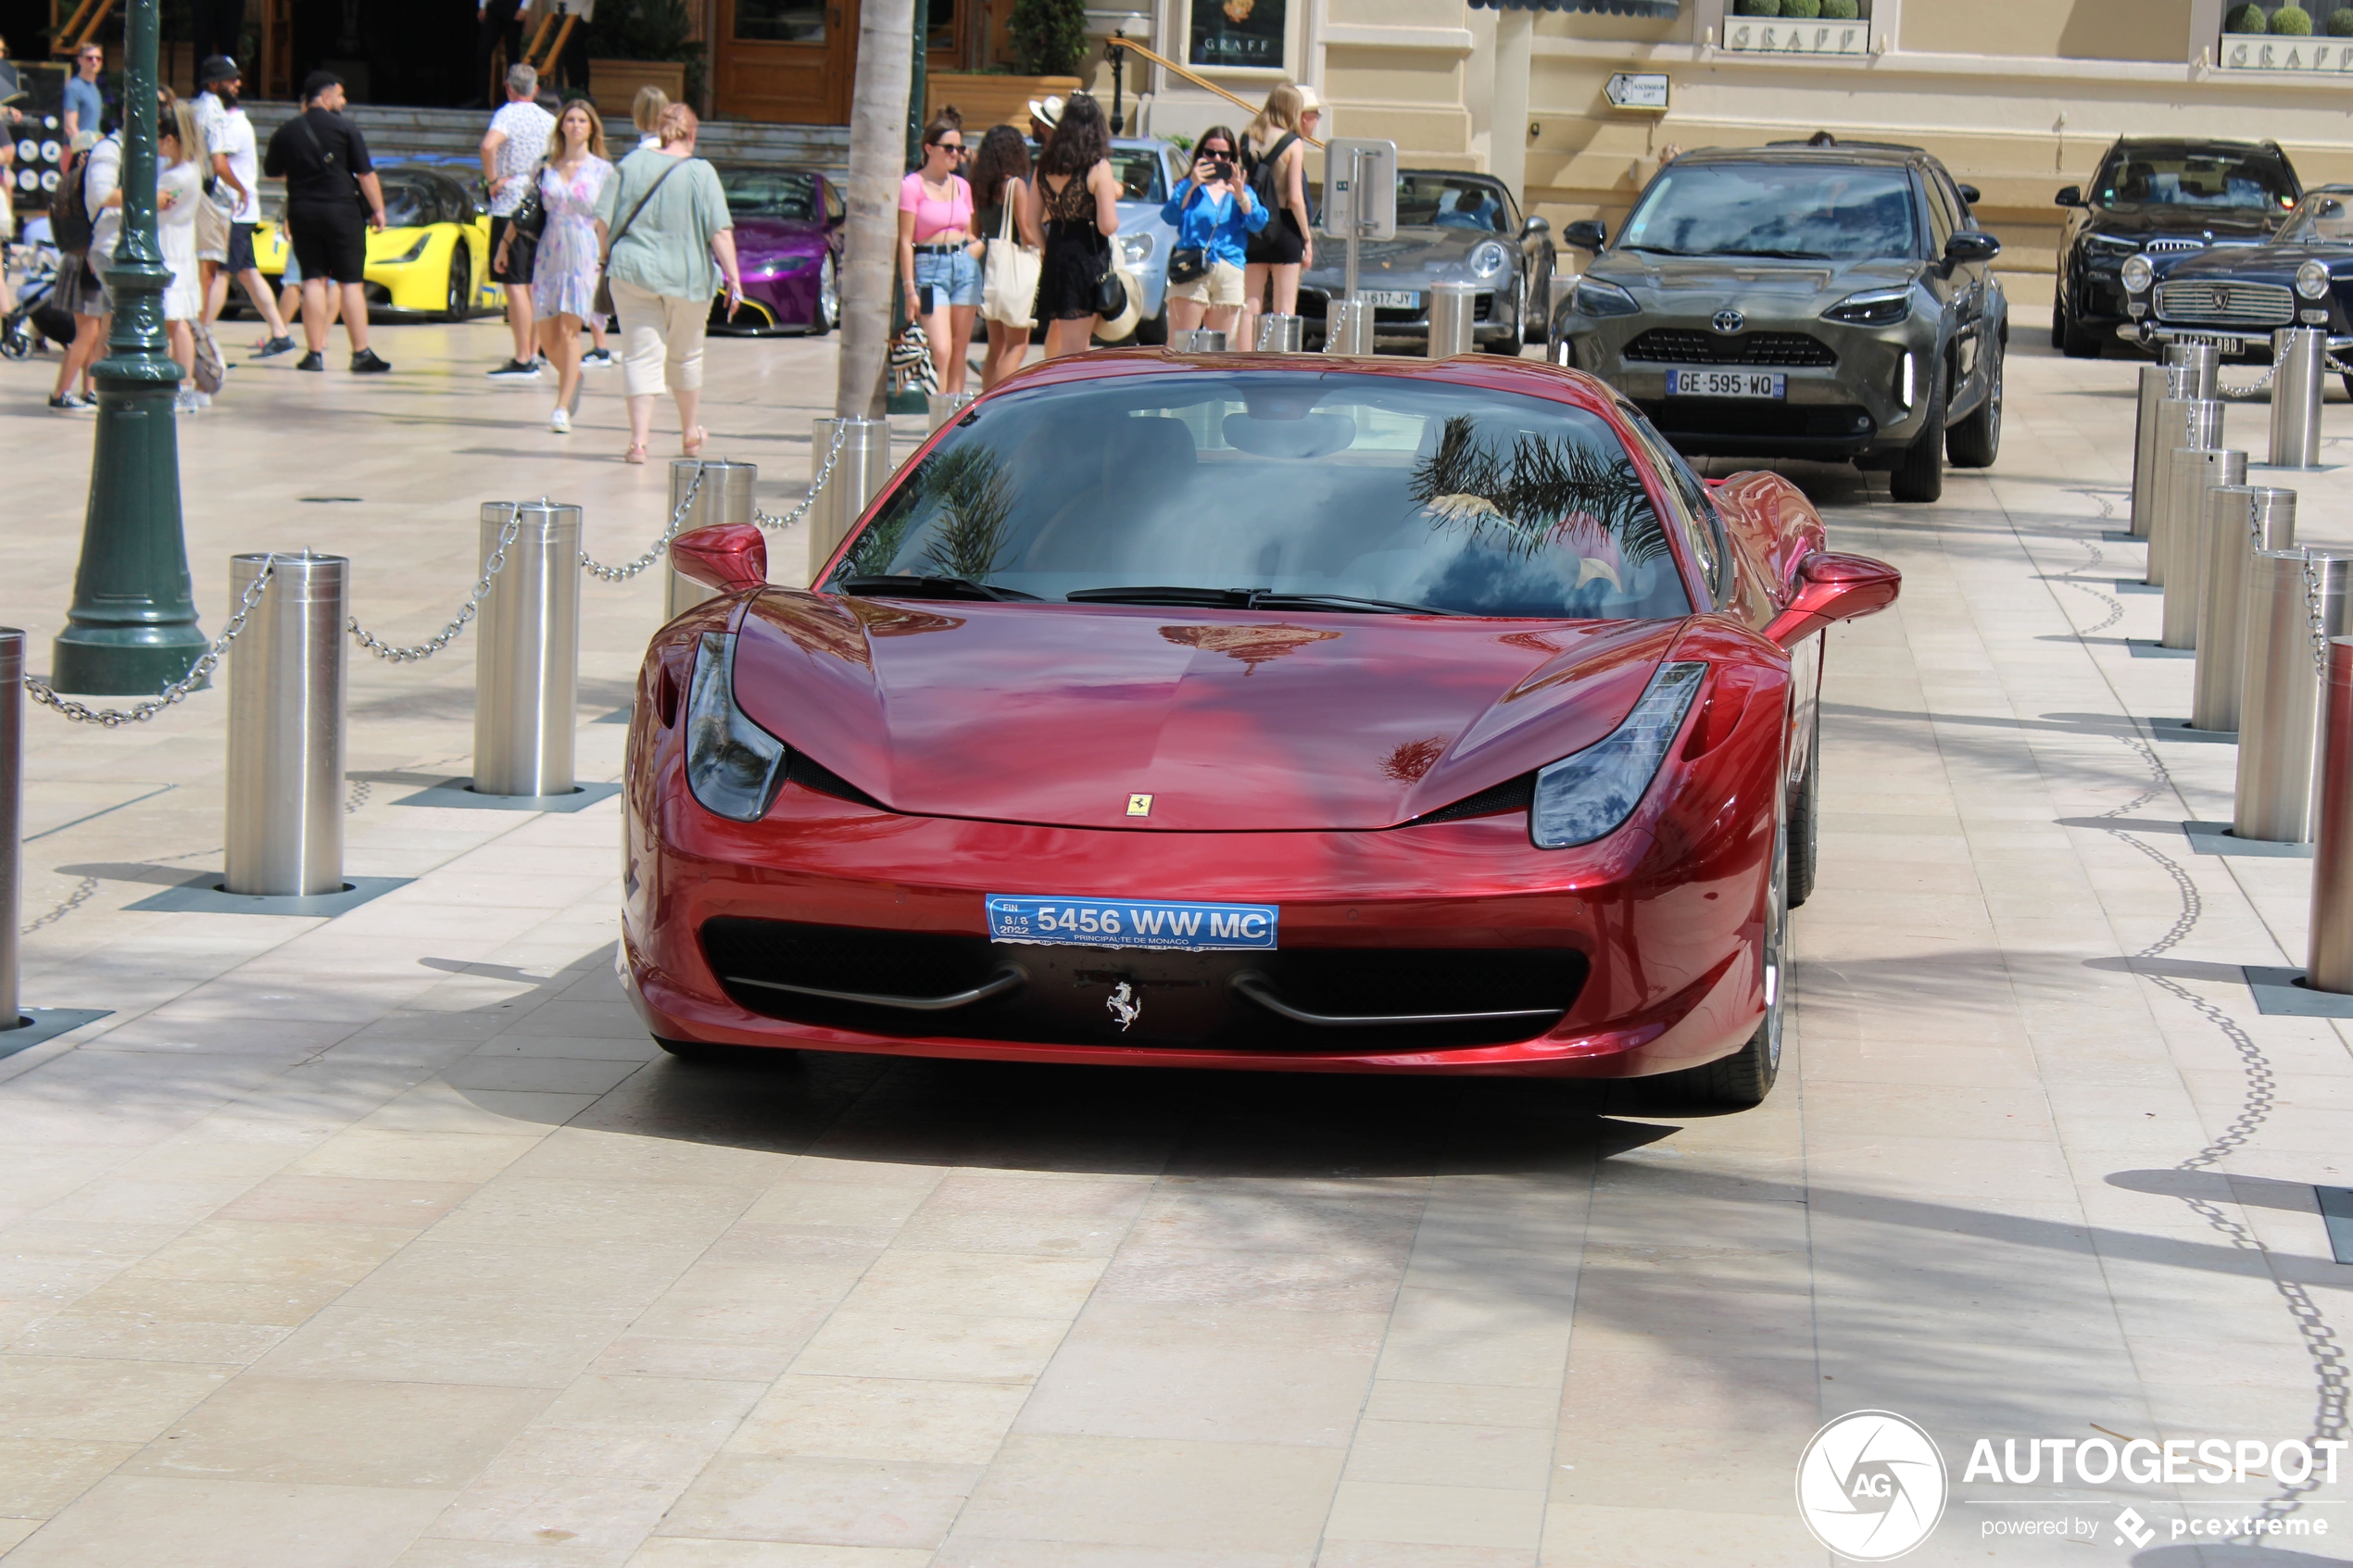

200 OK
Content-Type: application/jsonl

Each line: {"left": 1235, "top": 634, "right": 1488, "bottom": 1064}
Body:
{"left": 1548, "top": 137, "right": 2005, "bottom": 503}
{"left": 2052, "top": 137, "right": 2302, "bottom": 358}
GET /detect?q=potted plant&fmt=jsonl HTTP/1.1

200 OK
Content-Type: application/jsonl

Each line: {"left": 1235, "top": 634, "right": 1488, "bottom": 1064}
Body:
{"left": 585, "top": 0, "right": 704, "bottom": 119}
{"left": 2332, "top": 6, "right": 2353, "bottom": 33}
{"left": 2273, "top": 4, "right": 2314, "bottom": 31}
{"left": 1783, "top": 0, "right": 1823, "bottom": 17}
{"left": 2225, "top": 3, "right": 2270, "bottom": 29}
{"left": 1738, "top": 0, "right": 1783, "bottom": 15}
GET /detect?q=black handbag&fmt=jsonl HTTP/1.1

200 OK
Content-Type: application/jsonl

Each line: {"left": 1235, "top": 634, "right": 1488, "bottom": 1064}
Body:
{"left": 1167, "top": 246, "right": 1207, "bottom": 284}
{"left": 1091, "top": 257, "right": 1126, "bottom": 319}
{"left": 496, "top": 169, "right": 547, "bottom": 284}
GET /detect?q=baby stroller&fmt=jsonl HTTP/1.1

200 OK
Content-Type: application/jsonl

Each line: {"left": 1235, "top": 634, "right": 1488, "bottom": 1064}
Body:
{"left": 2, "top": 237, "right": 75, "bottom": 360}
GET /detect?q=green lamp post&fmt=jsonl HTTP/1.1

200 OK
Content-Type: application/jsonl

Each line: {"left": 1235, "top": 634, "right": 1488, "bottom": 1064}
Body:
{"left": 48, "top": 0, "right": 200, "bottom": 696}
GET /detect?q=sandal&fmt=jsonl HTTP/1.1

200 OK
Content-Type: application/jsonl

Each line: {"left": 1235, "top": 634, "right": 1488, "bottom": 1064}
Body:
{"left": 682, "top": 425, "right": 707, "bottom": 457}
{"left": 623, "top": 443, "right": 647, "bottom": 465}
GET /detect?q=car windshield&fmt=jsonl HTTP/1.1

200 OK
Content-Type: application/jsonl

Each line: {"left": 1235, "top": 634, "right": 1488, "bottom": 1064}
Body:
{"left": 2276, "top": 190, "right": 2353, "bottom": 245}
{"left": 1398, "top": 174, "right": 1511, "bottom": 232}
{"left": 2092, "top": 147, "right": 2296, "bottom": 212}
{"left": 827, "top": 371, "right": 1689, "bottom": 621}
{"left": 377, "top": 172, "right": 447, "bottom": 229}
{"left": 1618, "top": 163, "right": 1919, "bottom": 259}
{"left": 719, "top": 169, "right": 817, "bottom": 220}
{"left": 1029, "top": 143, "right": 1167, "bottom": 204}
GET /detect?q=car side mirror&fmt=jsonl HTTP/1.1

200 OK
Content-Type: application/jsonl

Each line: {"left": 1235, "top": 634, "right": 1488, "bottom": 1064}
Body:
{"left": 1561, "top": 218, "right": 1606, "bottom": 251}
{"left": 671, "top": 525, "right": 768, "bottom": 596}
{"left": 1520, "top": 214, "right": 1551, "bottom": 239}
{"left": 1957, "top": 183, "right": 1982, "bottom": 206}
{"left": 1944, "top": 231, "right": 2001, "bottom": 264}
{"left": 2055, "top": 184, "right": 2084, "bottom": 208}
{"left": 1765, "top": 552, "right": 1902, "bottom": 649}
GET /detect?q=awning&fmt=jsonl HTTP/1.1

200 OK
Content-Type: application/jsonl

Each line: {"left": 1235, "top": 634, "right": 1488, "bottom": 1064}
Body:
{"left": 1468, "top": 0, "right": 1680, "bottom": 14}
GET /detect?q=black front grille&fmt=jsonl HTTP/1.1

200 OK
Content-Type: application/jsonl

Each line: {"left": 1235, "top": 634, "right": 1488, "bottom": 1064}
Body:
{"left": 701, "top": 917, "right": 1586, "bottom": 1052}
{"left": 1641, "top": 398, "right": 1877, "bottom": 440}
{"left": 1624, "top": 329, "right": 1836, "bottom": 367}
{"left": 1415, "top": 773, "right": 1535, "bottom": 824}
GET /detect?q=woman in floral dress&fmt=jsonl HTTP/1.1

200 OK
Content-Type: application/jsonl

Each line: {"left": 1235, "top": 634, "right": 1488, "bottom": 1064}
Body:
{"left": 534, "top": 99, "right": 615, "bottom": 434}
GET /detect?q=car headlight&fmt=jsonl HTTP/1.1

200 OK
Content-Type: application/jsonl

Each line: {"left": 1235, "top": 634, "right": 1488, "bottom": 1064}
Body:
{"left": 1571, "top": 278, "right": 1640, "bottom": 318}
{"left": 1530, "top": 661, "right": 1706, "bottom": 849}
{"left": 1469, "top": 240, "right": 1509, "bottom": 279}
{"left": 2298, "top": 258, "right": 2334, "bottom": 299}
{"left": 2120, "top": 255, "right": 2155, "bottom": 295}
{"left": 384, "top": 232, "right": 431, "bottom": 265}
{"left": 1117, "top": 232, "right": 1155, "bottom": 266}
{"left": 2084, "top": 233, "right": 2143, "bottom": 259}
{"left": 684, "top": 633, "right": 788, "bottom": 822}
{"left": 1820, "top": 287, "right": 1911, "bottom": 326}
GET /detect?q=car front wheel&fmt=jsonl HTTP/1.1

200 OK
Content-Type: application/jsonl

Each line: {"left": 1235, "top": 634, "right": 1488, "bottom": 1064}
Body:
{"left": 443, "top": 248, "right": 470, "bottom": 321}
{"left": 1890, "top": 366, "right": 1947, "bottom": 503}
{"left": 2058, "top": 289, "right": 2104, "bottom": 358}
{"left": 1642, "top": 807, "right": 1786, "bottom": 1109}
{"left": 811, "top": 254, "right": 838, "bottom": 337}
{"left": 1947, "top": 344, "right": 2002, "bottom": 469}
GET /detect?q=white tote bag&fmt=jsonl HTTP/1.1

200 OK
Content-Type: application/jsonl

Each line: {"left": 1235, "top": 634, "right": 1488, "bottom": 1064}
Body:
{"left": 983, "top": 180, "right": 1041, "bottom": 329}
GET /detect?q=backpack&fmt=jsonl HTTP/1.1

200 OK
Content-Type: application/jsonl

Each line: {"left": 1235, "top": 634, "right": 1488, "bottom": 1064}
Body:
{"left": 1245, "top": 131, "right": 1298, "bottom": 214}
{"left": 50, "top": 149, "right": 94, "bottom": 252}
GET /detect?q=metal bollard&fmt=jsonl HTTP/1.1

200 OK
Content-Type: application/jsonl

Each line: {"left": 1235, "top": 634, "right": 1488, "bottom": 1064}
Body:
{"left": 2193, "top": 485, "right": 2296, "bottom": 732}
{"left": 1324, "top": 295, "right": 1371, "bottom": 356}
{"left": 2270, "top": 326, "right": 2325, "bottom": 469}
{"left": 2160, "top": 446, "right": 2246, "bottom": 648}
{"left": 665, "top": 458, "right": 758, "bottom": 621}
{"left": 473, "top": 502, "right": 582, "bottom": 798}
{"left": 0, "top": 629, "right": 19, "bottom": 1029}
{"left": 2165, "top": 340, "right": 2221, "bottom": 401}
{"left": 1173, "top": 329, "right": 1228, "bottom": 353}
{"left": 2235, "top": 548, "right": 2353, "bottom": 842}
{"left": 2144, "top": 397, "right": 2222, "bottom": 586}
{"left": 809, "top": 416, "right": 892, "bottom": 583}
{"left": 2129, "top": 364, "right": 2169, "bottom": 540}
{"left": 1256, "top": 312, "right": 1303, "bottom": 351}
{"left": 1428, "top": 282, "right": 1475, "bottom": 358}
{"left": 2310, "top": 636, "right": 2353, "bottom": 990}
{"left": 223, "top": 552, "right": 348, "bottom": 896}
{"left": 925, "top": 391, "right": 977, "bottom": 431}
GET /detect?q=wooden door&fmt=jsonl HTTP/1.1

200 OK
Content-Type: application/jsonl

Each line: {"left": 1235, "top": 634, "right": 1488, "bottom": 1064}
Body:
{"left": 715, "top": 0, "right": 858, "bottom": 125}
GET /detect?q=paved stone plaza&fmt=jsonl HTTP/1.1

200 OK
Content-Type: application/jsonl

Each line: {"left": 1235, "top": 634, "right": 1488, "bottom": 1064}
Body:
{"left": 0, "top": 323, "right": 2348, "bottom": 1566}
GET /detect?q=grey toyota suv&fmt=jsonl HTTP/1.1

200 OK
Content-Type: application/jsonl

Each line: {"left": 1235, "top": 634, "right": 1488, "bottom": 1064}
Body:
{"left": 1547, "top": 138, "right": 2006, "bottom": 503}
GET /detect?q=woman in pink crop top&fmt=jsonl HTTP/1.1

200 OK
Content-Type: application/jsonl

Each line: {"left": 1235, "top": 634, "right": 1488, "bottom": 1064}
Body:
{"left": 898, "top": 117, "right": 983, "bottom": 396}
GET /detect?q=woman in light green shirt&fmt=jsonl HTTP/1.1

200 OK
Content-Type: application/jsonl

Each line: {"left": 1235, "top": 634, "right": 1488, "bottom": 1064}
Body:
{"left": 593, "top": 104, "right": 741, "bottom": 464}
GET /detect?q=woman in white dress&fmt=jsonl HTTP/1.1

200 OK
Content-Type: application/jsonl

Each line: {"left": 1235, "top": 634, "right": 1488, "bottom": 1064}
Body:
{"left": 157, "top": 98, "right": 207, "bottom": 407}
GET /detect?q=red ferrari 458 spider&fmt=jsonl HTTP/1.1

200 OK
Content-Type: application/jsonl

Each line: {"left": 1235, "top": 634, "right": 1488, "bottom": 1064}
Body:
{"left": 622, "top": 353, "right": 1897, "bottom": 1106}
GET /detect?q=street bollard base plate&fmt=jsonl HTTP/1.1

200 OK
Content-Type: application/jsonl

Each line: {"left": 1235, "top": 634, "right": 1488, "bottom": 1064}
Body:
{"left": 2183, "top": 821, "right": 2313, "bottom": 858}
{"left": 394, "top": 779, "right": 622, "bottom": 814}
{"left": 2127, "top": 640, "right": 2196, "bottom": 659}
{"left": 127, "top": 875, "right": 410, "bottom": 917}
{"left": 2244, "top": 964, "right": 2353, "bottom": 1016}
{"left": 2112, "top": 580, "right": 2162, "bottom": 596}
{"left": 0, "top": 1009, "right": 114, "bottom": 1060}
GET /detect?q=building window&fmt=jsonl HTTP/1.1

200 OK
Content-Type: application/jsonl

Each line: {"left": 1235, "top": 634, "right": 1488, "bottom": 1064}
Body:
{"left": 736, "top": 0, "right": 825, "bottom": 44}
{"left": 1189, "top": 0, "right": 1286, "bottom": 69}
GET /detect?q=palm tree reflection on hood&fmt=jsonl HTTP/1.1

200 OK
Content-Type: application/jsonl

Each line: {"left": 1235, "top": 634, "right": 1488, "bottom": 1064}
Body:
{"left": 1407, "top": 416, "right": 1670, "bottom": 591}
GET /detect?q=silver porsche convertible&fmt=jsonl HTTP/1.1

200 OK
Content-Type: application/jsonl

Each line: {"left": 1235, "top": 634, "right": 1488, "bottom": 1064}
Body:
{"left": 1299, "top": 169, "right": 1555, "bottom": 354}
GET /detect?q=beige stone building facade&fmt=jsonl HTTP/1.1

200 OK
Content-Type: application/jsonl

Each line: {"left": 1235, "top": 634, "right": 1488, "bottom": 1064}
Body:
{"left": 1102, "top": 0, "right": 2353, "bottom": 307}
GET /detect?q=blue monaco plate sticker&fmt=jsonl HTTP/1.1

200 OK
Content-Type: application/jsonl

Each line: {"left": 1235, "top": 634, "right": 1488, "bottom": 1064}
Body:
{"left": 986, "top": 895, "right": 1278, "bottom": 951}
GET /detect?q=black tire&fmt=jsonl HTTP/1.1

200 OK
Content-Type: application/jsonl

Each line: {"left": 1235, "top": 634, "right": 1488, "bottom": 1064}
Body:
{"left": 1946, "top": 344, "right": 2002, "bottom": 469}
{"left": 2058, "top": 295, "right": 2104, "bottom": 358}
{"left": 654, "top": 1036, "right": 797, "bottom": 1067}
{"left": 2048, "top": 293, "right": 2065, "bottom": 349}
{"left": 443, "top": 247, "right": 470, "bottom": 322}
{"left": 1642, "top": 812, "right": 1787, "bottom": 1109}
{"left": 2341, "top": 371, "right": 2353, "bottom": 403}
{"left": 1131, "top": 307, "right": 1168, "bottom": 347}
{"left": 1788, "top": 702, "right": 1819, "bottom": 910}
{"left": 1890, "top": 368, "right": 1946, "bottom": 503}
{"left": 0, "top": 322, "right": 26, "bottom": 361}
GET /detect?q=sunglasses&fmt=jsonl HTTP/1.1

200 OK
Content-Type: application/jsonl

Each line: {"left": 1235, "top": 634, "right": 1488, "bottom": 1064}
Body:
{"left": 1202, "top": 145, "right": 1232, "bottom": 156}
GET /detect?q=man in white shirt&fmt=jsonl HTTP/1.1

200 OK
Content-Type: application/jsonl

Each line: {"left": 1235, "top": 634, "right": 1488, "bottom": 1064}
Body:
{"left": 480, "top": 61, "right": 554, "bottom": 378}
{"left": 195, "top": 55, "right": 294, "bottom": 357}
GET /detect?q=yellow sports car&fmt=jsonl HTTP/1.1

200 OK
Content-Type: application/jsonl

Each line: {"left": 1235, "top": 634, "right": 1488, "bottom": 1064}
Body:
{"left": 255, "top": 163, "right": 503, "bottom": 320}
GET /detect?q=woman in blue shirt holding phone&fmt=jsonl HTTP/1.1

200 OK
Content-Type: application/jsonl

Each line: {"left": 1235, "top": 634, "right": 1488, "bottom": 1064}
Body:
{"left": 1160, "top": 125, "right": 1267, "bottom": 342}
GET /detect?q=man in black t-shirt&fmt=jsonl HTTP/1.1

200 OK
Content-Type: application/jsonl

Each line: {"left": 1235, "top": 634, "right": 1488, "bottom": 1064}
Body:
{"left": 262, "top": 70, "right": 392, "bottom": 373}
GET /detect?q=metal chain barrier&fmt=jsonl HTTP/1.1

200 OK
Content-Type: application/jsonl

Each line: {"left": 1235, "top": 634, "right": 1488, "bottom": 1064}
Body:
{"left": 751, "top": 425, "right": 850, "bottom": 533}
{"left": 346, "top": 505, "right": 524, "bottom": 663}
{"left": 579, "top": 465, "right": 706, "bottom": 583}
{"left": 2303, "top": 547, "right": 2333, "bottom": 685}
{"left": 2330, "top": 353, "right": 2353, "bottom": 379}
{"left": 2219, "top": 337, "right": 2287, "bottom": 401}
{"left": 21, "top": 557, "right": 280, "bottom": 726}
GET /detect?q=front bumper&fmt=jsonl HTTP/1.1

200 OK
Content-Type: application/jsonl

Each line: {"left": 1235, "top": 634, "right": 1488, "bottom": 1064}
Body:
{"left": 2119, "top": 321, "right": 2353, "bottom": 352}
{"left": 621, "top": 629, "right": 1780, "bottom": 1077}
{"left": 1298, "top": 284, "right": 1519, "bottom": 348}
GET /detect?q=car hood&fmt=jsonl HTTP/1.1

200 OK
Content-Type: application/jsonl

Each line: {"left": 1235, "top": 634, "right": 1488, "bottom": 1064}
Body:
{"left": 2081, "top": 205, "right": 2284, "bottom": 242}
{"left": 2153, "top": 241, "right": 2329, "bottom": 283}
{"left": 730, "top": 594, "right": 1683, "bottom": 832}
{"left": 1585, "top": 253, "right": 1919, "bottom": 312}
{"left": 1302, "top": 226, "right": 1514, "bottom": 286}
{"left": 731, "top": 215, "right": 830, "bottom": 255}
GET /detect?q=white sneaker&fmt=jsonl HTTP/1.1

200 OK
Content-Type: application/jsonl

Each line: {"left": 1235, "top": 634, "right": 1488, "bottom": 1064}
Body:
{"left": 172, "top": 388, "right": 202, "bottom": 414}
{"left": 550, "top": 408, "right": 571, "bottom": 434}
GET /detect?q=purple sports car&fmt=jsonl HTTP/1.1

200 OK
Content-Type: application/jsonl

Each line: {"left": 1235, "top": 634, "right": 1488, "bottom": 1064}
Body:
{"left": 710, "top": 169, "right": 843, "bottom": 336}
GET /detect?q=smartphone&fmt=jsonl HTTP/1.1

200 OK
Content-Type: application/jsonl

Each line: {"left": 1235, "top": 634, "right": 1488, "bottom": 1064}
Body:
{"left": 919, "top": 282, "right": 938, "bottom": 313}
{"left": 1214, "top": 159, "right": 1235, "bottom": 184}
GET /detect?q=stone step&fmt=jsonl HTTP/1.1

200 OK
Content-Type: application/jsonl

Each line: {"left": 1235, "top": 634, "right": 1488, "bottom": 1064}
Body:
{"left": 244, "top": 102, "right": 850, "bottom": 180}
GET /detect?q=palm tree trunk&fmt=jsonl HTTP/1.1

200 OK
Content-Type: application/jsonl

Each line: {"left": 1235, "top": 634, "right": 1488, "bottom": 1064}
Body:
{"left": 837, "top": 0, "right": 916, "bottom": 419}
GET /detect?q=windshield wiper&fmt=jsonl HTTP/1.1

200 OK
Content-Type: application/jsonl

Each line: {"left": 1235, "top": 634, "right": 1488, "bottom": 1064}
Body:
{"left": 837, "top": 574, "right": 1038, "bottom": 602}
{"left": 1718, "top": 248, "right": 1833, "bottom": 259}
{"left": 1065, "top": 585, "right": 1444, "bottom": 615}
{"left": 1620, "top": 244, "right": 1698, "bottom": 256}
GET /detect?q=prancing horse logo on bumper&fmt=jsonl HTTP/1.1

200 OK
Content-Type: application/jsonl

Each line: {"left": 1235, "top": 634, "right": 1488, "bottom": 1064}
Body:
{"left": 1106, "top": 982, "right": 1141, "bottom": 1031}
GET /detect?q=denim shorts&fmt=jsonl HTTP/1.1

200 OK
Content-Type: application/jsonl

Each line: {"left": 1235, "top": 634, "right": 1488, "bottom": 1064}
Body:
{"left": 913, "top": 245, "right": 982, "bottom": 309}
